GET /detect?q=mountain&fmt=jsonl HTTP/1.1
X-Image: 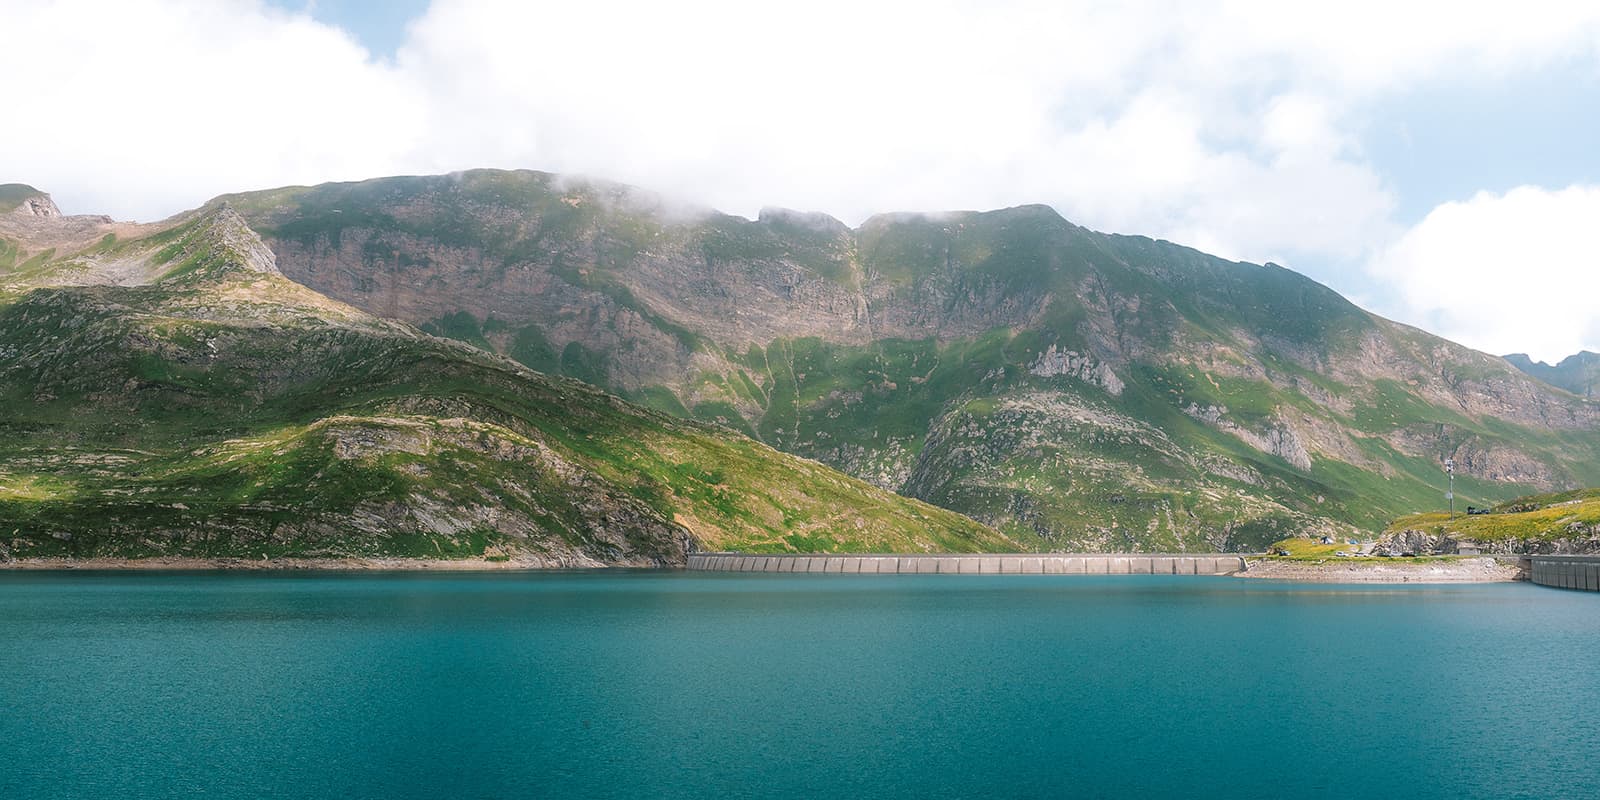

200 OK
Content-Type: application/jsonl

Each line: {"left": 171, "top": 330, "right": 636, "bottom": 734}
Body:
{"left": 217, "top": 169, "right": 1600, "bottom": 552}
{"left": 0, "top": 192, "right": 1012, "bottom": 564}
{"left": 1505, "top": 351, "right": 1600, "bottom": 399}
{"left": 0, "top": 184, "right": 58, "bottom": 216}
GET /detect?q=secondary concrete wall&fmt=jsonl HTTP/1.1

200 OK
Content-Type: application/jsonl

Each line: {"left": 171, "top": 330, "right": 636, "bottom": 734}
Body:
{"left": 686, "top": 553, "right": 1248, "bottom": 575}
{"left": 1529, "top": 556, "right": 1600, "bottom": 592}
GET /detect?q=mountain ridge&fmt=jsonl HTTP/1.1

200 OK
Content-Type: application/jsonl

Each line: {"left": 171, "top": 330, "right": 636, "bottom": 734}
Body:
{"left": 201, "top": 168, "right": 1600, "bottom": 551}
{"left": 1505, "top": 351, "right": 1600, "bottom": 399}
{"left": 0, "top": 196, "right": 1013, "bottom": 563}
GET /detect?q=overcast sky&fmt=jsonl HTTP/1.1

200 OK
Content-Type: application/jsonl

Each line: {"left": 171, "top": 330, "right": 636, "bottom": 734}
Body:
{"left": 6, "top": 0, "right": 1599, "bottom": 362}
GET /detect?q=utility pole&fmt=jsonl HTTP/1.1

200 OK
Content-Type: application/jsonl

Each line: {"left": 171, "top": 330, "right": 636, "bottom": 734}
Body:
{"left": 1444, "top": 457, "right": 1455, "bottom": 520}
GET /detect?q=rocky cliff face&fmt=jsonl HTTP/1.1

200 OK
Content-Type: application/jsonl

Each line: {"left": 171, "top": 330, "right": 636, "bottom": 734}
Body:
{"left": 11, "top": 194, "right": 61, "bottom": 218}
{"left": 210, "top": 169, "right": 1600, "bottom": 550}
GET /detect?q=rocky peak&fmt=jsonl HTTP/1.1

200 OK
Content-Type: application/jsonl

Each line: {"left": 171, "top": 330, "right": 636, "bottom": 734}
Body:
{"left": 210, "top": 203, "right": 280, "bottom": 271}
{"left": 159, "top": 203, "right": 283, "bottom": 282}
{"left": 1505, "top": 350, "right": 1600, "bottom": 398}
{"left": 1, "top": 184, "right": 62, "bottom": 218}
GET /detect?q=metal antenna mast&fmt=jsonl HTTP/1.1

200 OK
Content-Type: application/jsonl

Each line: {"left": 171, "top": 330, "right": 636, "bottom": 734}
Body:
{"left": 1444, "top": 457, "right": 1455, "bottom": 520}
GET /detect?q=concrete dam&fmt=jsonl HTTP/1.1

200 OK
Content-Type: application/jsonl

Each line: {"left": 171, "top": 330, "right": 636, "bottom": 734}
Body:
{"left": 687, "top": 553, "right": 1248, "bottom": 575}
{"left": 1528, "top": 555, "right": 1600, "bottom": 591}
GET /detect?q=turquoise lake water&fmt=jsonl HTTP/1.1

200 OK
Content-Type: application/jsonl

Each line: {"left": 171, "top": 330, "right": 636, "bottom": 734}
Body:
{"left": 2, "top": 572, "right": 1597, "bottom": 799}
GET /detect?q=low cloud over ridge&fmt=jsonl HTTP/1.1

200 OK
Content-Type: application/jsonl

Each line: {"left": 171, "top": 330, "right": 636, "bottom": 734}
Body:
{"left": 5, "top": 0, "right": 1600, "bottom": 360}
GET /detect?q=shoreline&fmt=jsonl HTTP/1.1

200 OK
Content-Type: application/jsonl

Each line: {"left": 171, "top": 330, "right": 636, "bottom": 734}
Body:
{"left": 1236, "top": 557, "right": 1524, "bottom": 583}
{"left": 0, "top": 554, "right": 1530, "bottom": 583}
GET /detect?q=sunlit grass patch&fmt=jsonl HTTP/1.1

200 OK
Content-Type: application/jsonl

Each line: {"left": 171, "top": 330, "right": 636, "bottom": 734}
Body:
{"left": 0, "top": 474, "right": 77, "bottom": 501}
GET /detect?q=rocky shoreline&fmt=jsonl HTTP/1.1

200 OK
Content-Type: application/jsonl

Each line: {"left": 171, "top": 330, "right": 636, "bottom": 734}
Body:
{"left": 1238, "top": 557, "right": 1524, "bottom": 583}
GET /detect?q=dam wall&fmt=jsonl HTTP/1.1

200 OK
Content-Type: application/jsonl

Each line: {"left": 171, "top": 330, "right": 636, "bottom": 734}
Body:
{"left": 686, "top": 553, "right": 1248, "bottom": 575}
{"left": 1529, "top": 555, "right": 1600, "bottom": 591}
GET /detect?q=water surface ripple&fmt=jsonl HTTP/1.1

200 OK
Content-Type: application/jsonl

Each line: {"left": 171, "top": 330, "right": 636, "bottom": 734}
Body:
{"left": 2, "top": 572, "right": 1596, "bottom": 799}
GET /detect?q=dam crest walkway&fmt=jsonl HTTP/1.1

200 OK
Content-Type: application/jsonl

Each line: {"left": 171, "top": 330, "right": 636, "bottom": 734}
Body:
{"left": 687, "top": 553, "right": 1247, "bottom": 575}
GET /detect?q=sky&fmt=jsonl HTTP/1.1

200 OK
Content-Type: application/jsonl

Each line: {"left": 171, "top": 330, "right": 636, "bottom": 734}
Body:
{"left": 5, "top": 1, "right": 1600, "bottom": 362}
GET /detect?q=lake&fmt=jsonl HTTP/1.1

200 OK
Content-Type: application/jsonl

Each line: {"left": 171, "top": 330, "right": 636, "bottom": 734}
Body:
{"left": 2, "top": 571, "right": 1596, "bottom": 799}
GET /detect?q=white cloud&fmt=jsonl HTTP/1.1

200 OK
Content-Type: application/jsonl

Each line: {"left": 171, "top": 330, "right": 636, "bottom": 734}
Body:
{"left": 1, "top": 0, "right": 422, "bottom": 221}
{"left": 4, "top": 0, "right": 1600, "bottom": 355}
{"left": 1368, "top": 185, "right": 1600, "bottom": 361}
{"left": 388, "top": 0, "right": 1421, "bottom": 262}
{"left": 9, "top": 0, "right": 1597, "bottom": 229}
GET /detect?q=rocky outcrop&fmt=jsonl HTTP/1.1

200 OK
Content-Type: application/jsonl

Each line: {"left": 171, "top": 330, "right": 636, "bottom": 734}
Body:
{"left": 1378, "top": 525, "right": 1600, "bottom": 555}
{"left": 1377, "top": 528, "right": 1443, "bottom": 555}
{"left": 1029, "top": 345, "right": 1124, "bottom": 395}
{"left": 1383, "top": 425, "right": 1562, "bottom": 488}
{"left": 174, "top": 204, "right": 284, "bottom": 278}
{"left": 12, "top": 194, "right": 61, "bottom": 218}
{"left": 1183, "top": 404, "right": 1313, "bottom": 471}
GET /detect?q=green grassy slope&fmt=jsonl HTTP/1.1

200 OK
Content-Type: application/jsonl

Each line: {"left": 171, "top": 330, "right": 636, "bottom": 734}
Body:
{"left": 0, "top": 184, "right": 45, "bottom": 214}
{"left": 1386, "top": 488, "right": 1600, "bottom": 551}
{"left": 0, "top": 207, "right": 1015, "bottom": 563}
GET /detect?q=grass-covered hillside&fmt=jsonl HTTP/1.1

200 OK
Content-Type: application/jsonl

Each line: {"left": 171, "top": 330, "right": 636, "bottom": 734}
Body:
{"left": 222, "top": 169, "right": 1600, "bottom": 552}
{"left": 0, "top": 184, "right": 43, "bottom": 214}
{"left": 0, "top": 203, "right": 1015, "bottom": 564}
{"left": 1385, "top": 489, "right": 1600, "bottom": 554}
